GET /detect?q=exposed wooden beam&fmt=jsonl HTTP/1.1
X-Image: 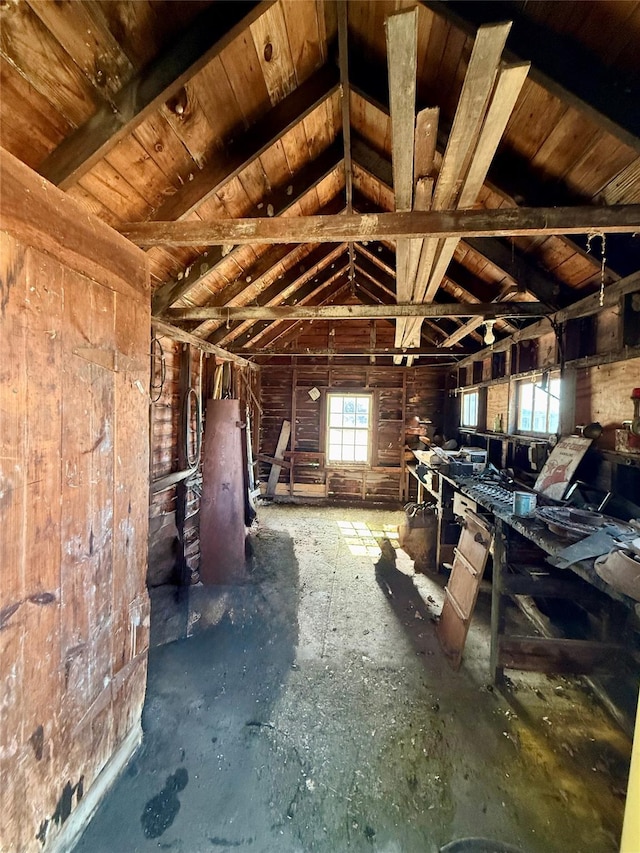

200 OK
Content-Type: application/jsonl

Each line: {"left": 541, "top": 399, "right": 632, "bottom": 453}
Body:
{"left": 151, "top": 319, "right": 258, "bottom": 370}
{"left": 38, "top": 1, "right": 275, "bottom": 188}
{"left": 149, "top": 63, "right": 340, "bottom": 222}
{"left": 152, "top": 139, "right": 344, "bottom": 313}
{"left": 233, "top": 346, "right": 468, "bottom": 357}
{"left": 337, "top": 0, "right": 356, "bottom": 291}
{"left": 206, "top": 251, "right": 349, "bottom": 345}
{"left": 120, "top": 205, "right": 640, "bottom": 246}
{"left": 167, "top": 302, "right": 547, "bottom": 321}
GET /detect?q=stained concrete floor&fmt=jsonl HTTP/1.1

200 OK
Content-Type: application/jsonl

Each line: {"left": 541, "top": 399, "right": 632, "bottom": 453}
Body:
{"left": 75, "top": 504, "right": 631, "bottom": 853}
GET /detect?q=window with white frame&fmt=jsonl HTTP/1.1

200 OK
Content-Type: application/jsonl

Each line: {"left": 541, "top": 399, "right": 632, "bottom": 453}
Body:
{"left": 460, "top": 390, "right": 479, "bottom": 428}
{"left": 327, "top": 393, "right": 371, "bottom": 464}
{"left": 517, "top": 374, "right": 561, "bottom": 434}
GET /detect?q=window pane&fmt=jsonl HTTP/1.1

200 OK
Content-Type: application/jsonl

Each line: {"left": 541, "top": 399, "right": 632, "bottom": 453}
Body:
{"left": 327, "top": 395, "right": 371, "bottom": 463}
{"left": 519, "top": 382, "right": 533, "bottom": 430}
{"left": 329, "top": 428, "right": 342, "bottom": 445}
{"left": 462, "top": 391, "right": 478, "bottom": 426}
{"left": 533, "top": 384, "right": 547, "bottom": 432}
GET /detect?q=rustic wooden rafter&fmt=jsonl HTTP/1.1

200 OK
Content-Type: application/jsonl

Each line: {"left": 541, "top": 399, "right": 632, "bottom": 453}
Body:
{"left": 38, "top": 1, "right": 276, "bottom": 188}
{"left": 152, "top": 139, "right": 344, "bottom": 313}
{"left": 120, "top": 205, "right": 640, "bottom": 247}
{"left": 149, "top": 63, "right": 340, "bottom": 222}
{"left": 167, "top": 301, "right": 547, "bottom": 322}
{"left": 151, "top": 318, "right": 258, "bottom": 370}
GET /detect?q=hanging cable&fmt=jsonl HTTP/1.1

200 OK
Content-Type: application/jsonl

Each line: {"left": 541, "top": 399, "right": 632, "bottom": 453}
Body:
{"left": 150, "top": 336, "right": 166, "bottom": 403}
{"left": 183, "top": 386, "right": 202, "bottom": 469}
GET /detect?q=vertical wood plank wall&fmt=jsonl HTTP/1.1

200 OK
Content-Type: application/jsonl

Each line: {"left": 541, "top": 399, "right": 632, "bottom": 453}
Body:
{"left": 259, "top": 363, "right": 445, "bottom": 501}
{"left": 0, "top": 149, "right": 150, "bottom": 853}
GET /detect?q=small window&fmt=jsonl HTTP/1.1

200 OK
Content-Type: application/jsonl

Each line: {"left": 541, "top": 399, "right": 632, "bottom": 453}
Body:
{"left": 327, "top": 393, "right": 371, "bottom": 464}
{"left": 461, "top": 390, "right": 479, "bottom": 428}
{"left": 517, "top": 375, "right": 560, "bottom": 434}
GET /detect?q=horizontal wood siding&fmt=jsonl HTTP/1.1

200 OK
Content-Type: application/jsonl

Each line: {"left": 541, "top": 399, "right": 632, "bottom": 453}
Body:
{"left": 259, "top": 362, "right": 446, "bottom": 502}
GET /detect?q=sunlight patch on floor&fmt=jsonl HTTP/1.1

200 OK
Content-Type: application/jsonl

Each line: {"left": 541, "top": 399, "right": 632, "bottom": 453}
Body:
{"left": 336, "top": 519, "right": 399, "bottom": 558}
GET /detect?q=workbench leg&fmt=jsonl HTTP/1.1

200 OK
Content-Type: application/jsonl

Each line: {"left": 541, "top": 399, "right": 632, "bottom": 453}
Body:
{"left": 490, "top": 519, "right": 507, "bottom": 685}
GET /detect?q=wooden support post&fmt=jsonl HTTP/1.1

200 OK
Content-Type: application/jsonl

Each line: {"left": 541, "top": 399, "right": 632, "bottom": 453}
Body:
{"left": 490, "top": 519, "right": 507, "bottom": 684}
{"left": 176, "top": 344, "right": 191, "bottom": 585}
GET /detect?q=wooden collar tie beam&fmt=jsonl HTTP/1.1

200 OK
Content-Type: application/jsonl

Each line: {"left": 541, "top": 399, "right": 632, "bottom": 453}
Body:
{"left": 164, "top": 302, "right": 546, "bottom": 321}
{"left": 119, "top": 205, "right": 640, "bottom": 247}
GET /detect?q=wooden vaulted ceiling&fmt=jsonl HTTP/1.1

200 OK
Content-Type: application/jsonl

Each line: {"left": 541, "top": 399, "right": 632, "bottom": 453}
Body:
{"left": 1, "top": 0, "right": 639, "bottom": 366}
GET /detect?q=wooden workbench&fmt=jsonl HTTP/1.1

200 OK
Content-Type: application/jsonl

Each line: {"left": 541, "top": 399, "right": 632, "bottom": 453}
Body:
{"left": 412, "top": 460, "right": 638, "bottom": 688}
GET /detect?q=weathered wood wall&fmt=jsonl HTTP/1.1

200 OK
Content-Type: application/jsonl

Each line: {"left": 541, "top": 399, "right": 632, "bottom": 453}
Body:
{"left": 259, "top": 361, "right": 445, "bottom": 502}
{"left": 0, "top": 149, "right": 150, "bottom": 853}
{"left": 148, "top": 340, "right": 208, "bottom": 586}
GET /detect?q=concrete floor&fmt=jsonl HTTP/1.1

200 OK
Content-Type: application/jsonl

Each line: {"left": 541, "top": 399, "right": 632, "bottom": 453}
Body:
{"left": 75, "top": 504, "right": 631, "bottom": 853}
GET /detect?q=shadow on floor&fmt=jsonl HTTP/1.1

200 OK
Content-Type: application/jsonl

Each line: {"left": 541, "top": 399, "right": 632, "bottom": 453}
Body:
{"left": 75, "top": 529, "right": 301, "bottom": 852}
{"left": 374, "top": 537, "right": 440, "bottom": 660}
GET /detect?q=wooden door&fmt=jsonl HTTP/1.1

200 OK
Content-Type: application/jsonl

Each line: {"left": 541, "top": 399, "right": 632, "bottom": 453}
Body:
{"left": 437, "top": 509, "right": 493, "bottom": 670}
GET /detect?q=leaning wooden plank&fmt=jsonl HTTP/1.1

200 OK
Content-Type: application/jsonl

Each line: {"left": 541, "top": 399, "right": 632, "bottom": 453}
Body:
{"left": 119, "top": 204, "right": 640, "bottom": 246}
{"left": 432, "top": 22, "right": 511, "bottom": 212}
{"left": 37, "top": 2, "right": 276, "bottom": 188}
{"left": 267, "top": 420, "right": 292, "bottom": 497}
{"left": 151, "top": 318, "right": 259, "bottom": 371}
{"left": 386, "top": 7, "right": 418, "bottom": 350}
{"left": 422, "top": 61, "right": 530, "bottom": 304}
{"left": 386, "top": 7, "right": 418, "bottom": 212}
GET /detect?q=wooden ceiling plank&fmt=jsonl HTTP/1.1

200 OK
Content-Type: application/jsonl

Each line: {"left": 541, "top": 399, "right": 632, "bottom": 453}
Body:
{"left": 149, "top": 63, "right": 340, "bottom": 222}
{"left": 151, "top": 318, "right": 258, "bottom": 371}
{"left": 152, "top": 139, "right": 344, "bottom": 313}
{"left": 25, "top": 0, "right": 134, "bottom": 101}
{"left": 250, "top": 2, "right": 297, "bottom": 105}
{"left": 223, "top": 271, "right": 350, "bottom": 349}
{"left": 166, "top": 302, "right": 547, "bottom": 322}
{"left": 0, "top": 1, "right": 100, "bottom": 128}
{"left": 37, "top": 1, "right": 276, "bottom": 188}
{"left": 281, "top": 0, "right": 324, "bottom": 82}
{"left": 422, "top": 0, "right": 640, "bottom": 152}
{"left": 119, "top": 204, "right": 640, "bottom": 246}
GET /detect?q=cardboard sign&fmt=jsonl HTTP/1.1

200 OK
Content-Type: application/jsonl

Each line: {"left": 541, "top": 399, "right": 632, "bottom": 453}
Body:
{"left": 534, "top": 435, "right": 592, "bottom": 500}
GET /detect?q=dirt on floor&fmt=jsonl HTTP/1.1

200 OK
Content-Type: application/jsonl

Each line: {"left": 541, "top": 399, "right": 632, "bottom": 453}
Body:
{"left": 75, "top": 504, "right": 631, "bottom": 853}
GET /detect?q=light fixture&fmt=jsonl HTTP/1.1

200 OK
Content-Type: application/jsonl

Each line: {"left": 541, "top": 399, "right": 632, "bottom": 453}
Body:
{"left": 483, "top": 319, "right": 496, "bottom": 346}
